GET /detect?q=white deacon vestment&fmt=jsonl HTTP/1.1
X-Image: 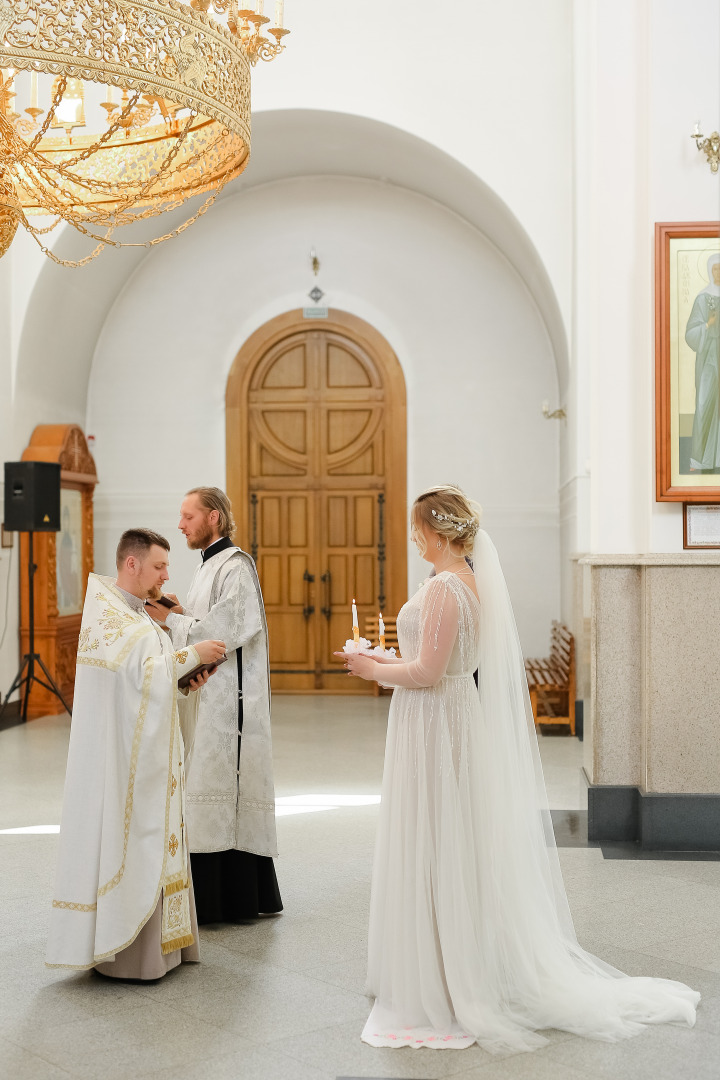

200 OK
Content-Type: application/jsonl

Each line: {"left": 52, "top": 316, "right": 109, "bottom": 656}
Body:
{"left": 47, "top": 575, "right": 201, "bottom": 970}
{"left": 167, "top": 545, "right": 278, "bottom": 857}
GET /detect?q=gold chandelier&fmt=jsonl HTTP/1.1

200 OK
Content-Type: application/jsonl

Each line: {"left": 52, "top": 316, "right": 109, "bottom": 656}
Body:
{"left": 0, "top": 1, "right": 289, "bottom": 267}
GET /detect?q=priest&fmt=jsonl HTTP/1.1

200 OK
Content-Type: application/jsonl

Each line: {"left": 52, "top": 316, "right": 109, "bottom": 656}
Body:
{"left": 47, "top": 528, "right": 226, "bottom": 979}
{"left": 146, "top": 487, "right": 281, "bottom": 924}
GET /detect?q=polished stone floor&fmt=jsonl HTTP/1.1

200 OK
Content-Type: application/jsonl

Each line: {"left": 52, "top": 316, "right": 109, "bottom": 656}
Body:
{"left": 1, "top": 696, "right": 719, "bottom": 1080}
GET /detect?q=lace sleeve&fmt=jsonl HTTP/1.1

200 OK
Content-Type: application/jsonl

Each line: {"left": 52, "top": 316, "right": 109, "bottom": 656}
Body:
{"left": 371, "top": 576, "right": 459, "bottom": 689}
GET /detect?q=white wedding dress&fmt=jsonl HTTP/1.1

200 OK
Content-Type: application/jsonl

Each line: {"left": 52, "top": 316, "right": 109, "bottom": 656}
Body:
{"left": 362, "top": 532, "right": 699, "bottom": 1053}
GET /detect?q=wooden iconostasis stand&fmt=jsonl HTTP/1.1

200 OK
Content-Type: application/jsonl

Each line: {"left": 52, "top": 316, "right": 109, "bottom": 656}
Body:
{"left": 19, "top": 425, "right": 97, "bottom": 719}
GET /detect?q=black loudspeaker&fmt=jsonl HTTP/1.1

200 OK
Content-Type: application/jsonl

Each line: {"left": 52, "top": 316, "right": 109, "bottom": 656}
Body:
{"left": 4, "top": 461, "right": 61, "bottom": 532}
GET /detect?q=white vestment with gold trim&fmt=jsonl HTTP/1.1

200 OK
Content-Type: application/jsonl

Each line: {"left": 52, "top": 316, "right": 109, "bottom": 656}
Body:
{"left": 168, "top": 547, "right": 278, "bottom": 857}
{"left": 46, "top": 575, "right": 201, "bottom": 969}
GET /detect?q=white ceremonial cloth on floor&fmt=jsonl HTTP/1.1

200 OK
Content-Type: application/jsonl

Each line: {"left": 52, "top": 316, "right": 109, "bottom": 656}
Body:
{"left": 167, "top": 546, "right": 278, "bottom": 857}
{"left": 46, "top": 575, "right": 200, "bottom": 969}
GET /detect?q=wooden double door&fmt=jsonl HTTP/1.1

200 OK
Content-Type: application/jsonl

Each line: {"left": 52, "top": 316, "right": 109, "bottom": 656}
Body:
{"left": 227, "top": 310, "right": 407, "bottom": 693}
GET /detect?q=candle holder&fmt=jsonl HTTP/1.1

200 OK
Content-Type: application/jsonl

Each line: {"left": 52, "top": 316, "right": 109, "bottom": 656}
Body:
{"left": 341, "top": 636, "right": 397, "bottom": 658}
{"left": 691, "top": 125, "right": 720, "bottom": 173}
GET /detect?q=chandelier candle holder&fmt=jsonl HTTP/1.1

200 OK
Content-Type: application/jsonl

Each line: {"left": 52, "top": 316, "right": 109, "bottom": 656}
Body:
{"left": 0, "top": 0, "right": 289, "bottom": 266}
{"left": 691, "top": 123, "right": 720, "bottom": 173}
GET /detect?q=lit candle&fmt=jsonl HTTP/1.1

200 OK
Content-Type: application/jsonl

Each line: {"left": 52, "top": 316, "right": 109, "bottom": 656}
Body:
{"left": 379, "top": 612, "right": 385, "bottom": 650}
{"left": 30, "top": 71, "right": 38, "bottom": 109}
{"left": 352, "top": 597, "right": 359, "bottom": 643}
{"left": 274, "top": 0, "right": 284, "bottom": 27}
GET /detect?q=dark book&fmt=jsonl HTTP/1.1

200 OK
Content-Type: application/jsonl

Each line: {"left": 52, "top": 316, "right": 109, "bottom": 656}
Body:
{"left": 177, "top": 654, "right": 228, "bottom": 690}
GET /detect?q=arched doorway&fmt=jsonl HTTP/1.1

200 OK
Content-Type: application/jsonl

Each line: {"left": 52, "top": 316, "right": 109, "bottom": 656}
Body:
{"left": 227, "top": 309, "right": 407, "bottom": 693}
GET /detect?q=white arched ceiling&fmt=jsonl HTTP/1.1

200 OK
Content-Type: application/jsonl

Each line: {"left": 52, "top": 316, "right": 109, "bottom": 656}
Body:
{"left": 14, "top": 109, "right": 568, "bottom": 446}
{"left": 81, "top": 167, "right": 560, "bottom": 653}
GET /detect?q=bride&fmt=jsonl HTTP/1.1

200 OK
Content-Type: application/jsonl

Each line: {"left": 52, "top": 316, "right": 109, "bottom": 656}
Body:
{"left": 341, "top": 484, "right": 699, "bottom": 1053}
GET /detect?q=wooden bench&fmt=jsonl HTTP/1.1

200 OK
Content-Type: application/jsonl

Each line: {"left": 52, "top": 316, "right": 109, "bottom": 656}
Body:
{"left": 364, "top": 616, "right": 400, "bottom": 697}
{"left": 525, "top": 621, "right": 576, "bottom": 735}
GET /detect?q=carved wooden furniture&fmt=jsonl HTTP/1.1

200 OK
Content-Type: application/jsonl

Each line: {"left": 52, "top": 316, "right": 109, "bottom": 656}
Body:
{"left": 227, "top": 309, "right": 407, "bottom": 694}
{"left": 524, "top": 621, "right": 576, "bottom": 735}
{"left": 19, "top": 425, "right": 97, "bottom": 718}
{"left": 363, "top": 614, "right": 400, "bottom": 697}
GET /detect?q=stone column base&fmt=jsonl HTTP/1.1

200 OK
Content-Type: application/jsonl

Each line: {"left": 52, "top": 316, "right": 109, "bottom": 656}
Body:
{"left": 587, "top": 780, "right": 720, "bottom": 851}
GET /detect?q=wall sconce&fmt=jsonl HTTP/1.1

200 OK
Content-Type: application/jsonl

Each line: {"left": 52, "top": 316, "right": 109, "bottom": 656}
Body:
{"left": 542, "top": 400, "right": 566, "bottom": 421}
{"left": 691, "top": 123, "right": 719, "bottom": 173}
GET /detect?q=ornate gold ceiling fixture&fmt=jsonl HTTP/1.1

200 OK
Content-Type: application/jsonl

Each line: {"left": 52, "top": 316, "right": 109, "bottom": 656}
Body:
{"left": 0, "top": 1, "right": 289, "bottom": 267}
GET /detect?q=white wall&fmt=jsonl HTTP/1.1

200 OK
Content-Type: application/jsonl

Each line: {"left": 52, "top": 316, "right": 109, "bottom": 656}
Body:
{"left": 251, "top": 0, "right": 574, "bottom": 335}
{"left": 569, "top": 0, "right": 720, "bottom": 561}
{"left": 86, "top": 176, "right": 560, "bottom": 655}
{"left": 648, "top": 0, "right": 720, "bottom": 552}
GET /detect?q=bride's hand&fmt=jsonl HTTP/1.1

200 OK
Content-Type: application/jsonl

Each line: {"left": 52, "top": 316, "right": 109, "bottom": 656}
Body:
{"left": 341, "top": 653, "right": 377, "bottom": 681}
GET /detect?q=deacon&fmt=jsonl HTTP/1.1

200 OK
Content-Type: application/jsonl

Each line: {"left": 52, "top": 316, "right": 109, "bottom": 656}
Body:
{"left": 146, "top": 488, "right": 281, "bottom": 923}
{"left": 46, "top": 529, "right": 226, "bottom": 979}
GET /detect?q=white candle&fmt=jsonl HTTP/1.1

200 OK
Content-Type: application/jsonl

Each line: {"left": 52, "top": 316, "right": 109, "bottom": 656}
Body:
{"left": 379, "top": 612, "right": 386, "bottom": 649}
{"left": 274, "top": 0, "right": 284, "bottom": 27}
{"left": 30, "top": 71, "right": 38, "bottom": 109}
{"left": 694, "top": 121, "right": 701, "bottom": 136}
{"left": 352, "top": 598, "right": 359, "bottom": 642}
{"left": 256, "top": 0, "right": 264, "bottom": 14}
{"left": 108, "top": 84, "right": 118, "bottom": 106}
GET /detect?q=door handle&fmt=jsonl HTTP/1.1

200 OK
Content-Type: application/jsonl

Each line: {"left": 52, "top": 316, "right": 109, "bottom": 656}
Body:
{"left": 320, "top": 570, "right": 331, "bottom": 620}
{"left": 303, "top": 569, "right": 315, "bottom": 619}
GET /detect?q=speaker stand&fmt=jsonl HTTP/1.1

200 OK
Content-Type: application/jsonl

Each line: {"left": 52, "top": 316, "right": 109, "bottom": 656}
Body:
{"left": 0, "top": 532, "right": 73, "bottom": 723}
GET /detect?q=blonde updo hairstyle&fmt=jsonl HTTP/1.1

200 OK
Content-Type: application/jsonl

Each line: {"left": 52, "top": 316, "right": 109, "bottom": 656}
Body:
{"left": 411, "top": 485, "right": 482, "bottom": 559}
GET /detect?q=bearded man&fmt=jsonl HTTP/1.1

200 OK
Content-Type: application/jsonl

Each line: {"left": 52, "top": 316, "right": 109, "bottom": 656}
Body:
{"left": 47, "top": 529, "right": 226, "bottom": 978}
{"left": 145, "top": 488, "right": 281, "bottom": 924}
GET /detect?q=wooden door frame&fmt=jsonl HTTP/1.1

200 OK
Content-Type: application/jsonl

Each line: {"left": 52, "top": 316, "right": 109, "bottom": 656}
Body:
{"left": 226, "top": 308, "right": 408, "bottom": 685}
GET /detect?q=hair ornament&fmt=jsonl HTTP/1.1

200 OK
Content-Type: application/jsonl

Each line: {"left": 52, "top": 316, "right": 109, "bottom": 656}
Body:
{"left": 431, "top": 508, "right": 478, "bottom": 536}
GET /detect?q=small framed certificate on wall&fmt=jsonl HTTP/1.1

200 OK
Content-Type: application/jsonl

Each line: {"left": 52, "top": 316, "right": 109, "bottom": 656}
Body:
{"left": 683, "top": 504, "right": 720, "bottom": 548}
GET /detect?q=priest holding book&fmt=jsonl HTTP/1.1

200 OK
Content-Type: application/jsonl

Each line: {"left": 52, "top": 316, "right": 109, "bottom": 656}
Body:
{"left": 146, "top": 487, "right": 281, "bottom": 924}
{"left": 47, "top": 528, "right": 226, "bottom": 979}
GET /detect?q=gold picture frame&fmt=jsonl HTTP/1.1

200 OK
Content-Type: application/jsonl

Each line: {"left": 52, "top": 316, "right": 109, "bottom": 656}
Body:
{"left": 656, "top": 222, "right": 720, "bottom": 501}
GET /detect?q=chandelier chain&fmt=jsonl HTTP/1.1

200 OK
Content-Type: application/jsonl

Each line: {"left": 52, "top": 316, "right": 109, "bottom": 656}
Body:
{"left": 0, "top": 0, "right": 288, "bottom": 265}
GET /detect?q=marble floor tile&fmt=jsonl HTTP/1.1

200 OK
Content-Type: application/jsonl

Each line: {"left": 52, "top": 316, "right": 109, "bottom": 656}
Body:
{"left": 6, "top": 999, "right": 247, "bottom": 1080}
{"left": 2, "top": 701, "right": 719, "bottom": 1080}
{"left": 218, "top": 911, "right": 370, "bottom": 974}
{"left": 0, "top": 1037, "right": 73, "bottom": 1080}
{"left": 268, "top": 1017, "right": 501, "bottom": 1079}
{"left": 451, "top": 1047, "right": 597, "bottom": 1080}
{"left": 694, "top": 995, "right": 720, "bottom": 1036}
{"left": 544, "top": 1023, "right": 720, "bottom": 1080}
{"left": 641, "top": 928, "right": 720, "bottom": 973}
{"left": 584, "top": 942, "right": 720, "bottom": 997}
{"left": 137, "top": 1043, "right": 335, "bottom": 1080}
{"left": 302, "top": 953, "right": 370, "bottom": 996}
{"left": 135, "top": 953, "right": 370, "bottom": 1042}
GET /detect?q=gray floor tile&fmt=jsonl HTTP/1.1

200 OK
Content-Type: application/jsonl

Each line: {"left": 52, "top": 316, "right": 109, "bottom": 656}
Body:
{"left": 0, "top": 1037, "right": 73, "bottom": 1080}
{"left": 6, "top": 1001, "right": 246, "bottom": 1080}
{"left": 267, "top": 1018, "right": 515, "bottom": 1079}
{"left": 545, "top": 1022, "right": 720, "bottom": 1080}
{"left": 451, "top": 1046, "right": 597, "bottom": 1080}
{"left": 137, "top": 1043, "right": 335, "bottom": 1080}
{"left": 2, "top": 703, "right": 718, "bottom": 1080}
{"left": 135, "top": 951, "right": 369, "bottom": 1042}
